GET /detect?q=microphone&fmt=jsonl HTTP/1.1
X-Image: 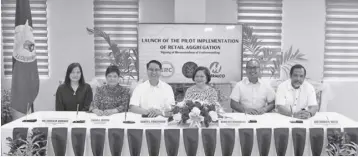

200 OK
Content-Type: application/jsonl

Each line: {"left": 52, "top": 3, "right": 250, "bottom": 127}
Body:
{"left": 73, "top": 104, "right": 85, "bottom": 123}
{"left": 325, "top": 115, "right": 331, "bottom": 125}
{"left": 26, "top": 102, "right": 29, "bottom": 121}
{"left": 243, "top": 108, "right": 248, "bottom": 123}
{"left": 22, "top": 103, "right": 37, "bottom": 122}
{"left": 123, "top": 103, "right": 135, "bottom": 124}
{"left": 289, "top": 105, "right": 303, "bottom": 123}
{"left": 243, "top": 108, "right": 257, "bottom": 123}
{"left": 76, "top": 104, "right": 79, "bottom": 119}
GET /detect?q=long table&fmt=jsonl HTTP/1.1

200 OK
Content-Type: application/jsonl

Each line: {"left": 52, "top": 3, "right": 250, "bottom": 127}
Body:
{"left": 1, "top": 111, "right": 358, "bottom": 156}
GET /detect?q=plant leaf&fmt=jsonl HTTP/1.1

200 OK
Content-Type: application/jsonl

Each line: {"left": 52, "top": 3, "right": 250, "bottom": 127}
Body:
{"left": 86, "top": 27, "right": 94, "bottom": 35}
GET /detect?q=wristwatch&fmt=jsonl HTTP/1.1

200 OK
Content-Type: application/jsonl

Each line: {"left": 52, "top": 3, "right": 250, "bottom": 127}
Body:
{"left": 301, "top": 108, "right": 313, "bottom": 117}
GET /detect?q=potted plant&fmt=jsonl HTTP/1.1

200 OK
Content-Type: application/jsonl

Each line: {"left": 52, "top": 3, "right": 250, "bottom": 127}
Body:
{"left": 86, "top": 27, "right": 139, "bottom": 86}
{"left": 5, "top": 128, "right": 47, "bottom": 156}
{"left": 242, "top": 24, "right": 307, "bottom": 80}
{"left": 1, "top": 89, "right": 12, "bottom": 125}
{"left": 326, "top": 130, "right": 358, "bottom": 156}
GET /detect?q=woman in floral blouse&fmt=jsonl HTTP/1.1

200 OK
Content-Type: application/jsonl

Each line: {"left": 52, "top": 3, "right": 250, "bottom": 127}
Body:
{"left": 90, "top": 65, "right": 130, "bottom": 116}
{"left": 184, "top": 66, "right": 218, "bottom": 105}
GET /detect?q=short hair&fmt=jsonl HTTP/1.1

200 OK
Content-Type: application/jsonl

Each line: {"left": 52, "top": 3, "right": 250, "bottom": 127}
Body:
{"left": 146, "top": 60, "right": 162, "bottom": 69}
{"left": 64, "top": 62, "right": 85, "bottom": 85}
{"left": 105, "top": 65, "right": 120, "bottom": 77}
{"left": 290, "top": 64, "right": 306, "bottom": 77}
{"left": 192, "top": 66, "right": 211, "bottom": 84}
{"left": 246, "top": 58, "right": 260, "bottom": 67}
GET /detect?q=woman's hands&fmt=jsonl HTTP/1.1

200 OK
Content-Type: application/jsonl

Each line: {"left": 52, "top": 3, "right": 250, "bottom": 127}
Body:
{"left": 93, "top": 108, "right": 118, "bottom": 116}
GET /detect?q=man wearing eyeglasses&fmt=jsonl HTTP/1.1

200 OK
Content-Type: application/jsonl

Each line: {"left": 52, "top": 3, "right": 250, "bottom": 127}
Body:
{"left": 230, "top": 59, "right": 276, "bottom": 115}
{"left": 129, "top": 60, "right": 175, "bottom": 117}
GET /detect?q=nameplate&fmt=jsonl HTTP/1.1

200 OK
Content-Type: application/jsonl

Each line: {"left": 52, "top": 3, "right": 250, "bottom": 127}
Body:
{"left": 312, "top": 120, "right": 339, "bottom": 125}
{"left": 140, "top": 119, "right": 168, "bottom": 126}
{"left": 91, "top": 119, "right": 110, "bottom": 125}
{"left": 42, "top": 119, "right": 69, "bottom": 125}
{"left": 219, "top": 120, "right": 245, "bottom": 127}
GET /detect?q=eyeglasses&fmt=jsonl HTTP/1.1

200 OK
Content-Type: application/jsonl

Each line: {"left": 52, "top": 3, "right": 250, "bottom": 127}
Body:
{"left": 148, "top": 68, "right": 161, "bottom": 72}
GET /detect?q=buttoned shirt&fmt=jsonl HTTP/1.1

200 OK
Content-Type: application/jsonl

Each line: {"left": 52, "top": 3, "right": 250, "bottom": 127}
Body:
{"left": 230, "top": 78, "right": 275, "bottom": 109}
{"left": 275, "top": 79, "right": 318, "bottom": 113}
{"left": 130, "top": 80, "right": 175, "bottom": 110}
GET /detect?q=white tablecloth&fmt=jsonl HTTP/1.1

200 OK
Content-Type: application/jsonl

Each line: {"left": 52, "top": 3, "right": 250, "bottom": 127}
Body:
{"left": 1, "top": 111, "right": 357, "bottom": 156}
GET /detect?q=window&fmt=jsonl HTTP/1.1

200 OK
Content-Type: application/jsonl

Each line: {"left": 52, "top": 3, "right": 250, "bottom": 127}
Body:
{"left": 324, "top": 0, "right": 358, "bottom": 80}
{"left": 1, "top": 0, "right": 48, "bottom": 77}
{"left": 237, "top": 0, "right": 283, "bottom": 77}
{"left": 93, "top": 0, "right": 138, "bottom": 79}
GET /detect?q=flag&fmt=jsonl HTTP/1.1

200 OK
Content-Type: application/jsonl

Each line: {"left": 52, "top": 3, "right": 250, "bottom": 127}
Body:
{"left": 10, "top": 0, "right": 40, "bottom": 114}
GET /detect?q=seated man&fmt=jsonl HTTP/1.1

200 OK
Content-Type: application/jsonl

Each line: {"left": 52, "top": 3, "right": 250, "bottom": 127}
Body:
{"left": 230, "top": 59, "right": 275, "bottom": 115}
{"left": 129, "top": 60, "right": 175, "bottom": 117}
{"left": 276, "top": 64, "right": 318, "bottom": 119}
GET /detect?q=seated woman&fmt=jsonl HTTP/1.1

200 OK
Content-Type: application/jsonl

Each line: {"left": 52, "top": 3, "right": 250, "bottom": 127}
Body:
{"left": 90, "top": 65, "right": 130, "bottom": 116}
{"left": 184, "top": 66, "right": 219, "bottom": 104}
{"left": 56, "top": 63, "right": 93, "bottom": 111}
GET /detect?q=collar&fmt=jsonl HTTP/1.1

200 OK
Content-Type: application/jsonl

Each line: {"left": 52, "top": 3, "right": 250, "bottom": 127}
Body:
{"left": 65, "top": 83, "right": 83, "bottom": 91}
{"left": 243, "top": 77, "right": 262, "bottom": 85}
{"left": 288, "top": 79, "right": 303, "bottom": 91}
{"left": 105, "top": 83, "right": 120, "bottom": 88}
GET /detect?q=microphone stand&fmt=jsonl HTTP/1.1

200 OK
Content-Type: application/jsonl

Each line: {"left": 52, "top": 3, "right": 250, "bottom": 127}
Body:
{"left": 289, "top": 105, "right": 303, "bottom": 123}
{"left": 25, "top": 103, "right": 29, "bottom": 121}
{"left": 243, "top": 108, "right": 257, "bottom": 123}
{"left": 73, "top": 104, "right": 85, "bottom": 123}
{"left": 22, "top": 103, "right": 37, "bottom": 122}
{"left": 325, "top": 116, "right": 331, "bottom": 126}
{"left": 76, "top": 104, "right": 79, "bottom": 120}
{"left": 290, "top": 105, "right": 294, "bottom": 121}
{"left": 123, "top": 103, "right": 135, "bottom": 124}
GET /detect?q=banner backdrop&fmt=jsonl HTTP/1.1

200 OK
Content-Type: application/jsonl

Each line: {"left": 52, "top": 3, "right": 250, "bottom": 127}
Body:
{"left": 138, "top": 24, "right": 242, "bottom": 83}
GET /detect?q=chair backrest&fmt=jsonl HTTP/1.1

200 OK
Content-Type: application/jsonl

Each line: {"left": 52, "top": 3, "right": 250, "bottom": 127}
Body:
{"left": 316, "top": 91, "right": 322, "bottom": 111}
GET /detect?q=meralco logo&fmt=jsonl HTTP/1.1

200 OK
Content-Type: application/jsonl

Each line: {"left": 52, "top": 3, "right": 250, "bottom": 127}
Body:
{"left": 209, "top": 62, "right": 225, "bottom": 78}
{"left": 209, "top": 62, "right": 222, "bottom": 73}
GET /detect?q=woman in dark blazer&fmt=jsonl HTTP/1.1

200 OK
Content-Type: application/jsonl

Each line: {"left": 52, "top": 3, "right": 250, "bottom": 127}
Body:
{"left": 55, "top": 63, "right": 93, "bottom": 111}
